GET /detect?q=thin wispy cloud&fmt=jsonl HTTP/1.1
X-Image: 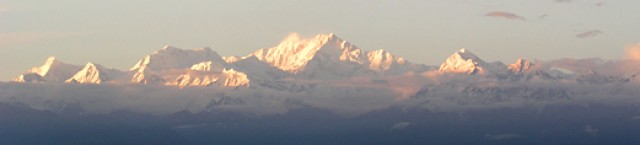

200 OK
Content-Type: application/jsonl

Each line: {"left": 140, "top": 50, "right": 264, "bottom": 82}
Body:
{"left": 575, "top": 30, "right": 603, "bottom": 38}
{"left": 485, "top": 11, "right": 526, "bottom": 21}
{"left": 555, "top": 0, "right": 572, "bottom": 3}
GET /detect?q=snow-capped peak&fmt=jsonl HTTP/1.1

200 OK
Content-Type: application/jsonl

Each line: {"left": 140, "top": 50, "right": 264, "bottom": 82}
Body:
{"left": 454, "top": 48, "right": 482, "bottom": 61}
{"left": 165, "top": 68, "right": 250, "bottom": 87}
{"left": 222, "top": 56, "right": 243, "bottom": 63}
{"left": 130, "top": 67, "right": 165, "bottom": 84}
{"left": 129, "top": 46, "right": 226, "bottom": 84}
{"left": 130, "top": 46, "right": 223, "bottom": 71}
{"left": 45, "top": 56, "right": 59, "bottom": 64}
{"left": 367, "top": 49, "right": 406, "bottom": 71}
{"left": 160, "top": 44, "right": 177, "bottom": 50}
{"left": 84, "top": 62, "right": 100, "bottom": 69}
{"left": 250, "top": 33, "right": 364, "bottom": 73}
{"left": 438, "top": 48, "right": 506, "bottom": 75}
{"left": 439, "top": 48, "right": 484, "bottom": 74}
{"left": 458, "top": 48, "right": 467, "bottom": 53}
{"left": 190, "top": 61, "right": 225, "bottom": 71}
{"left": 66, "top": 62, "right": 107, "bottom": 84}
{"left": 241, "top": 33, "right": 429, "bottom": 79}
{"left": 14, "top": 56, "right": 82, "bottom": 82}
{"left": 34, "top": 56, "right": 62, "bottom": 76}
{"left": 220, "top": 68, "right": 250, "bottom": 87}
{"left": 508, "top": 58, "right": 534, "bottom": 74}
{"left": 66, "top": 62, "right": 123, "bottom": 84}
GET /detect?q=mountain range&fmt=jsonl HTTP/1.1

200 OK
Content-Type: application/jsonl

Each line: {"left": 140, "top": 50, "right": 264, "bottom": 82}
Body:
{"left": 4, "top": 33, "right": 640, "bottom": 116}
{"left": 14, "top": 33, "right": 433, "bottom": 86}
{"left": 17, "top": 33, "right": 634, "bottom": 86}
{"left": 14, "top": 33, "right": 639, "bottom": 90}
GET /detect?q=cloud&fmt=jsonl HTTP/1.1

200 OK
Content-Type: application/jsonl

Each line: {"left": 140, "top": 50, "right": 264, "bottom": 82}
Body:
{"left": 484, "top": 134, "right": 523, "bottom": 140}
{"left": 624, "top": 43, "right": 640, "bottom": 60}
{"left": 485, "top": 11, "right": 526, "bottom": 21}
{"left": 575, "top": 30, "right": 603, "bottom": 38}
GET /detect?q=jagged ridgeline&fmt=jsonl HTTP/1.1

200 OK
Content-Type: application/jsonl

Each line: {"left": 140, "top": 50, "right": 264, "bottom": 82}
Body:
{"left": 13, "top": 33, "right": 432, "bottom": 86}
{"left": 13, "top": 33, "right": 640, "bottom": 89}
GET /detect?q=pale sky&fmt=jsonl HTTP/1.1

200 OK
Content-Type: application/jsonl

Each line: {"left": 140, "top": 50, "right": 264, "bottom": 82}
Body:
{"left": 1, "top": 0, "right": 639, "bottom": 80}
